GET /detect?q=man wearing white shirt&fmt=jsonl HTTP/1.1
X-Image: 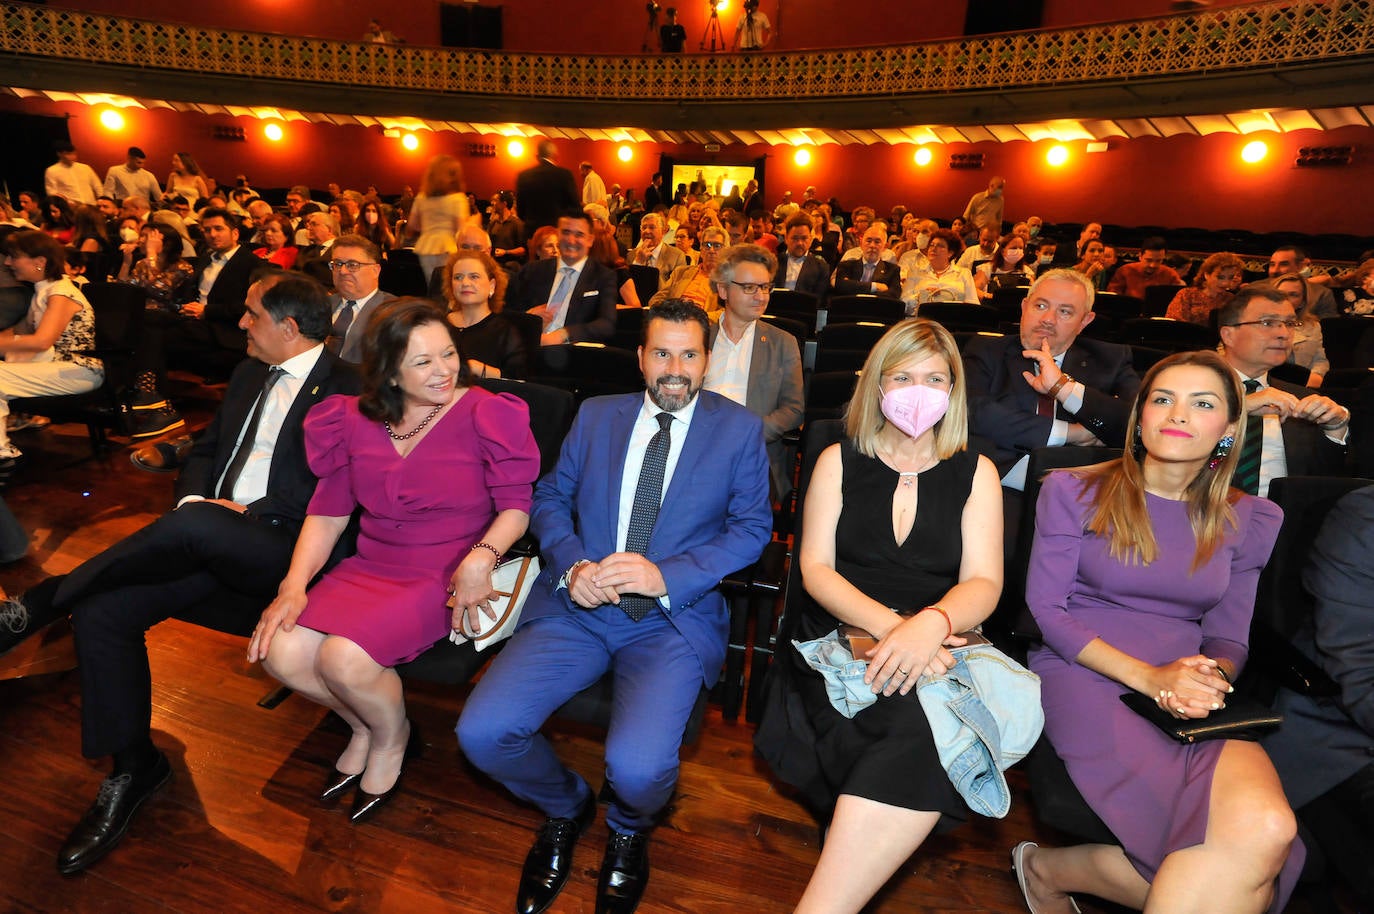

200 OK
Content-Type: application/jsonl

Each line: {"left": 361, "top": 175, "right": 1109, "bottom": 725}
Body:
{"left": 325, "top": 235, "right": 394, "bottom": 364}
{"left": 707, "top": 243, "right": 803, "bottom": 496}
{"left": 1216, "top": 286, "right": 1349, "bottom": 497}
{"left": 44, "top": 142, "right": 102, "bottom": 205}
{"left": 103, "top": 147, "right": 163, "bottom": 205}
{"left": 18, "top": 274, "right": 358, "bottom": 876}
{"left": 580, "top": 162, "right": 607, "bottom": 207}
{"left": 630, "top": 212, "right": 684, "bottom": 289}
{"left": 956, "top": 225, "right": 999, "bottom": 271}
{"left": 510, "top": 210, "right": 618, "bottom": 358}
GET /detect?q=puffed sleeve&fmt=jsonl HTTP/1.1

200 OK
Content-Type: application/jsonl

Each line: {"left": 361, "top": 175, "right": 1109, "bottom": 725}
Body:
{"left": 1026, "top": 471, "right": 1102, "bottom": 663}
{"left": 1199, "top": 495, "right": 1283, "bottom": 674}
{"left": 303, "top": 394, "right": 358, "bottom": 517}
{"left": 473, "top": 391, "right": 540, "bottom": 514}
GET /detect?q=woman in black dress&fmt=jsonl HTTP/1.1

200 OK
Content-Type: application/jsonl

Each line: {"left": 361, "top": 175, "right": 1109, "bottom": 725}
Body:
{"left": 443, "top": 250, "right": 527, "bottom": 380}
{"left": 790, "top": 318, "right": 1002, "bottom": 913}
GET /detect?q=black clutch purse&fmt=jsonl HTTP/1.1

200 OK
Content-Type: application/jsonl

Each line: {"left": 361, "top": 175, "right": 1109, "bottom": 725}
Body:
{"left": 1119, "top": 692, "right": 1283, "bottom": 744}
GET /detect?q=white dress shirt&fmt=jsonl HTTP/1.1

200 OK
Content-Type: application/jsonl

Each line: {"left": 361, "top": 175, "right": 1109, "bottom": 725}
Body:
{"left": 1001, "top": 352, "right": 1087, "bottom": 491}
{"left": 546, "top": 257, "right": 587, "bottom": 333}
{"left": 332, "top": 287, "right": 382, "bottom": 356}
{"left": 705, "top": 319, "right": 755, "bottom": 406}
{"left": 197, "top": 245, "right": 240, "bottom": 304}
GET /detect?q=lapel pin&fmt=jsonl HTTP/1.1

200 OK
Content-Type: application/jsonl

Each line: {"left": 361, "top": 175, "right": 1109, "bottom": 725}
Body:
{"left": 311, "top": 385, "right": 320, "bottom": 395}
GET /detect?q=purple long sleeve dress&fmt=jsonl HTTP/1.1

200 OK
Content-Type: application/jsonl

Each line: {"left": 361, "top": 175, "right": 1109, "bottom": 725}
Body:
{"left": 1026, "top": 471, "right": 1304, "bottom": 911}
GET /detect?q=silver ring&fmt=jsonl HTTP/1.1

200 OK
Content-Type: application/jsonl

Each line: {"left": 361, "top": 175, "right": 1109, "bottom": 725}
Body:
{"left": 899, "top": 668, "right": 912, "bottom": 675}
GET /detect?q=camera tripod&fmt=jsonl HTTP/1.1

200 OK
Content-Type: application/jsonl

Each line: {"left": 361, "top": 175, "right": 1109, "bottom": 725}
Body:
{"left": 700, "top": 6, "right": 725, "bottom": 52}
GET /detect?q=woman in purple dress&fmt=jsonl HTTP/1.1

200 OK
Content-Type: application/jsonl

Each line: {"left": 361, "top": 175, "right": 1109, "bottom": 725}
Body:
{"left": 1013, "top": 350, "right": 1303, "bottom": 914}
{"left": 248, "top": 298, "right": 540, "bottom": 823}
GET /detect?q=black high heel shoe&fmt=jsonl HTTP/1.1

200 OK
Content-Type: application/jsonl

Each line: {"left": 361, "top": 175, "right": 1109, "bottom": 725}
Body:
{"left": 349, "top": 722, "right": 424, "bottom": 824}
{"left": 320, "top": 769, "right": 363, "bottom": 806}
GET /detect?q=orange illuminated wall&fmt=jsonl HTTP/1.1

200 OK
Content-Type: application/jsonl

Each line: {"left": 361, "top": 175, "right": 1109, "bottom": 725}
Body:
{"left": 5, "top": 95, "right": 1369, "bottom": 239}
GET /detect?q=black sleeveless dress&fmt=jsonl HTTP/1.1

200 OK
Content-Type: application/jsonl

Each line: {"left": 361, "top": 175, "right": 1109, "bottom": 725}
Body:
{"left": 792, "top": 442, "right": 978, "bottom": 820}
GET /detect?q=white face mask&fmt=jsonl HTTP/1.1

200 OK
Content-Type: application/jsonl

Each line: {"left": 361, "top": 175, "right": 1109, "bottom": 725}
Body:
{"left": 1039, "top": 253, "right": 1055, "bottom": 265}
{"left": 364, "top": 211, "right": 378, "bottom": 225}
{"left": 915, "top": 233, "right": 930, "bottom": 250}
{"left": 1003, "top": 248, "right": 1024, "bottom": 265}
{"left": 119, "top": 226, "right": 139, "bottom": 243}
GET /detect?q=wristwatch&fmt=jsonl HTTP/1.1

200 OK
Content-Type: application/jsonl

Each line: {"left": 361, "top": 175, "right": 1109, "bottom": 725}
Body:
{"left": 560, "top": 559, "right": 590, "bottom": 589}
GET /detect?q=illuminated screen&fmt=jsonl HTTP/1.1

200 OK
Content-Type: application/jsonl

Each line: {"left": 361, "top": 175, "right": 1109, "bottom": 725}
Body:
{"left": 669, "top": 163, "right": 759, "bottom": 198}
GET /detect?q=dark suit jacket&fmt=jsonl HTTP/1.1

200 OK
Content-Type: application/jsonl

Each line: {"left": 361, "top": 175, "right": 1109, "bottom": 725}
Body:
{"left": 965, "top": 333, "right": 1141, "bottom": 477}
{"left": 522, "top": 391, "right": 773, "bottom": 681}
{"left": 1264, "top": 485, "right": 1374, "bottom": 807}
{"left": 516, "top": 160, "right": 579, "bottom": 232}
{"left": 56, "top": 348, "right": 360, "bottom": 610}
{"left": 176, "top": 347, "right": 360, "bottom": 525}
{"left": 328, "top": 289, "right": 395, "bottom": 363}
{"left": 192, "top": 244, "right": 261, "bottom": 349}
{"left": 293, "top": 240, "right": 335, "bottom": 290}
{"left": 774, "top": 254, "right": 831, "bottom": 303}
{"left": 509, "top": 257, "right": 619, "bottom": 344}
{"left": 708, "top": 319, "right": 804, "bottom": 495}
{"left": 833, "top": 258, "right": 902, "bottom": 299}
{"left": 1267, "top": 376, "right": 1347, "bottom": 478}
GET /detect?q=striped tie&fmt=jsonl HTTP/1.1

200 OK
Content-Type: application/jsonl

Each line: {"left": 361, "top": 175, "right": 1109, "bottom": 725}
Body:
{"left": 1233, "top": 379, "right": 1263, "bottom": 495}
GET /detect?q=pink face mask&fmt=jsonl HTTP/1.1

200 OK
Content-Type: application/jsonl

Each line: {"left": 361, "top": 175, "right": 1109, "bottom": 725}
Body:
{"left": 880, "top": 384, "right": 950, "bottom": 439}
{"left": 364, "top": 211, "right": 379, "bottom": 225}
{"left": 1002, "top": 247, "right": 1024, "bottom": 265}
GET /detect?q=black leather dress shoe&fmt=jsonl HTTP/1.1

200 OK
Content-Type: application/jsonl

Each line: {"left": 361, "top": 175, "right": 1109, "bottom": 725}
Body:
{"left": 517, "top": 793, "right": 596, "bottom": 914}
{"left": 348, "top": 722, "right": 424, "bottom": 824}
{"left": 320, "top": 769, "right": 363, "bottom": 806}
{"left": 57, "top": 752, "right": 172, "bottom": 875}
{"left": 595, "top": 831, "right": 650, "bottom": 914}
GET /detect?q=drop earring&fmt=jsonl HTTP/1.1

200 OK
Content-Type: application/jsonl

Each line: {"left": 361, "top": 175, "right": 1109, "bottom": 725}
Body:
{"left": 1208, "top": 434, "right": 1235, "bottom": 470}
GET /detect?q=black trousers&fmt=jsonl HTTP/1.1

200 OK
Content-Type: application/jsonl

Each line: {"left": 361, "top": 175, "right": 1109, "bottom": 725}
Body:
{"left": 58, "top": 502, "right": 296, "bottom": 759}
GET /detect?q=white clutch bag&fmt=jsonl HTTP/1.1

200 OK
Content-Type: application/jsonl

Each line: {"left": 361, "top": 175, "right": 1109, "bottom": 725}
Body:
{"left": 449, "top": 554, "right": 541, "bottom": 651}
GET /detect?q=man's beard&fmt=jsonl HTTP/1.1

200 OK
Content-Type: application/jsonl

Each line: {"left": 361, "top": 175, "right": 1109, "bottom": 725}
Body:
{"left": 647, "top": 374, "right": 699, "bottom": 412}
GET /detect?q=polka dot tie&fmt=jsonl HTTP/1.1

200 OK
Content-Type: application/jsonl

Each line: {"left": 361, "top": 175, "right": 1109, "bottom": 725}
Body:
{"left": 619, "top": 412, "right": 673, "bottom": 621}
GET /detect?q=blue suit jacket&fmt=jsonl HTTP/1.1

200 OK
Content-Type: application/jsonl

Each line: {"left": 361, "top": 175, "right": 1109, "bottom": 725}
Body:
{"left": 521, "top": 390, "right": 773, "bottom": 682}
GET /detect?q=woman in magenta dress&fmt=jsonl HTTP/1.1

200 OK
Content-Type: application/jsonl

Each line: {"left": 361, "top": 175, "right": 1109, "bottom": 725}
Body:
{"left": 248, "top": 297, "right": 539, "bottom": 823}
{"left": 1013, "top": 350, "right": 1303, "bottom": 914}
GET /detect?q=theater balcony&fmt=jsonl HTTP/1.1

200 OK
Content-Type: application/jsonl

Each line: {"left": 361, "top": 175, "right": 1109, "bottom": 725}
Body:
{"left": 2, "top": 0, "right": 1372, "bottom": 135}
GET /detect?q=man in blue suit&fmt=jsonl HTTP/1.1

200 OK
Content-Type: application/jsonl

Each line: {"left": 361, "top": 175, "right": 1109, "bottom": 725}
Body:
{"left": 458, "top": 300, "right": 772, "bottom": 914}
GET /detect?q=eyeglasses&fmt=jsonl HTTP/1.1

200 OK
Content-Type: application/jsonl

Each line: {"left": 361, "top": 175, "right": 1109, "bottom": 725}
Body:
{"left": 329, "top": 259, "right": 379, "bottom": 273}
{"left": 730, "top": 280, "right": 773, "bottom": 295}
{"left": 1227, "top": 318, "right": 1303, "bottom": 331}
{"left": 700, "top": 241, "right": 724, "bottom": 250}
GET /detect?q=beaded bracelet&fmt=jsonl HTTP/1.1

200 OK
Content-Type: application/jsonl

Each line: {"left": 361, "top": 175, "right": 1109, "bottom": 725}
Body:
{"left": 921, "top": 605, "right": 953, "bottom": 639}
{"left": 471, "top": 541, "right": 502, "bottom": 563}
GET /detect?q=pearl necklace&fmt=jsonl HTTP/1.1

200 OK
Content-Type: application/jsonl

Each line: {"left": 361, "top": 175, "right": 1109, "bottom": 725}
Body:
{"left": 385, "top": 403, "right": 443, "bottom": 441}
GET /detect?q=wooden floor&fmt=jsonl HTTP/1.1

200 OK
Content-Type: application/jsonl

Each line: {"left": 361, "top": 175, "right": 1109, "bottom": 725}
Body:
{"left": 0, "top": 392, "right": 1356, "bottom": 914}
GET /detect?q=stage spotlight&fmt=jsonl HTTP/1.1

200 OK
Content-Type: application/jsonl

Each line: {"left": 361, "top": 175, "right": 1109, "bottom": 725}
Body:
{"left": 1046, "top": 144, "right": 1069, "bottom": 167}
{"left": 264, "top": 123, "right": 284, "bottom": 142}
{"left": 1241, "top": 140, "right": 1268, "bottom": 163}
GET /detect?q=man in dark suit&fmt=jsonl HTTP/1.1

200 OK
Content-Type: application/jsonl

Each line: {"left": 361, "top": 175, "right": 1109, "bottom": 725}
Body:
{"left": 643, "top": 173, "right": 663, "bottom": 213}
{"left": 324, "top": 234, "right": 394, "bottom": 363}
{"left": 509, "top": 210, "right": 618, "bottom": 369}
{"left": 706, "top": 244, "right": 803, "bottom": 498}
{"left": 21, "top": 274, "right": 359, "bottom": 875}
{"left": 966, "top": 268, "right": 1140, "bottom": 486}
{"left": 774, "top": 212, "right": 830, "bottom": 302}
{"left": 516, "top": 140, "right": 579, "bottom": 234}
{"left": 162, "top": 206, "right": 262, "bottom": 376}
{"left": 458, "top": 301, "right": 772, "bottom": 914}
{"left": 292, "top": 210, "right": 340, "bottom": 289}
{"left": 1263, "top": 484, "right": 1374, "bottom": 909}
{"left": 832, "top": 223, "right": 901, "bottom": 299}
{"left": 1216, "top": 286, "right": 1349, "bottom": 496}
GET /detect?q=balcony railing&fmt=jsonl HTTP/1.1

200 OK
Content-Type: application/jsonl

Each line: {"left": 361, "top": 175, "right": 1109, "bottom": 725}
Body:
{"left": 1, "top": 0, "right": 1370, "bottom": 102}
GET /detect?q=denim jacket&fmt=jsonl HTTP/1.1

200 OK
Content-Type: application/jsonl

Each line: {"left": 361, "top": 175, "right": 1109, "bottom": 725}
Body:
{"left": 915, "top": 645, "right": 1043, "bottom": 818}
{"left": 793, "top": 633, "right": 1043, "bottom": 817}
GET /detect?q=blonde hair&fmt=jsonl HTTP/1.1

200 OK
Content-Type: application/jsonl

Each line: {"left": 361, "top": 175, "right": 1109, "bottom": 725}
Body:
{"left": 844, "top": 319, "right": 968, "bottom": 460}
{"left": 419, "top": 154, "right": 465, "bottom": 198}
{"left": 1069, "top": 349, "right": 1245, "bottom": 570}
